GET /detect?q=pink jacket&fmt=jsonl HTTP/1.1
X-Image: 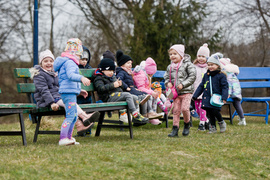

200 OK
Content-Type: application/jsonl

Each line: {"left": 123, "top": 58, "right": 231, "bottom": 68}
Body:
{"left": 133, "top": 66, "right": 154, "bottom": 95}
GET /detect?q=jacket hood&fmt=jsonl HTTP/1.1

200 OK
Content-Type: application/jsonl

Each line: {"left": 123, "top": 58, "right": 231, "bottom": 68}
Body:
{"left": 79, "top": 45, "right": 91, "bottom": 69}
{"left": 54, "top": 56, "right": 69, "bottom": 72}
{"left": 182, "top": 54, "right": 192, "bottom": 63}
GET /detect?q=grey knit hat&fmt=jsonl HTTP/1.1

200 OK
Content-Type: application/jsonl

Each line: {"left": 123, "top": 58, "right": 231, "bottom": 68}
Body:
{"left": 207, "top": 52, "right": 223, "bottom": 66}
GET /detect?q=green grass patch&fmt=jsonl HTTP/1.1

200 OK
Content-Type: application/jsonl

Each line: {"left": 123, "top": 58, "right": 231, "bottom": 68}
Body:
{"left": 0, "top": 115, "right": 270, "bottom": 179}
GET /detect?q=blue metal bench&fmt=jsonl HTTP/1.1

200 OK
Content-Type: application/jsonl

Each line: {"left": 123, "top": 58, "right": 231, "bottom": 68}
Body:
{"left": 153, "top": 67, "right": 270, "bottom": 124}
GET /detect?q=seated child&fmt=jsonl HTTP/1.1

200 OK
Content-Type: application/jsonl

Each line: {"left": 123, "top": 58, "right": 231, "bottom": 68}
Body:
{"left": 92, "top": 58, "right": 149, "bottom": 126}
{"left": 30, "top": 49, "right": 100, "bottom": 144}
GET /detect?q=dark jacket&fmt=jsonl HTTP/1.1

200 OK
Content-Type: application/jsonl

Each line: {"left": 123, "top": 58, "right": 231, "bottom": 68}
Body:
{"left": 92, "top": 69, "right": 123, "bottom": 102}
{"left": 115, "top": 67, "right": 145, "bottom": 96}
{"left": 193, "top": 70, "right": 228, "bottom": 110}
{"left": 79, "top": 46, "right": 92, "bottom": 69}
{"left": 31, "top": 65, "right": 60, "bottom": 108}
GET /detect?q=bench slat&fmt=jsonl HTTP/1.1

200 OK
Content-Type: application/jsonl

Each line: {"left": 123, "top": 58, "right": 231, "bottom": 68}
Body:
{"left": 14, "top": 68, "right": 31, "bottom": 78}
{"left": 0, "top": 103, "right": 36, "bottom": 109}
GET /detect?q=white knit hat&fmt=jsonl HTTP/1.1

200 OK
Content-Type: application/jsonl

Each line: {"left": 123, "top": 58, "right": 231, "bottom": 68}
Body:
{"left": 39, "top": 49, "right": 55, "bottom": 64}
{"left": 197, "top": 43, "right": 210, "bottom": 58}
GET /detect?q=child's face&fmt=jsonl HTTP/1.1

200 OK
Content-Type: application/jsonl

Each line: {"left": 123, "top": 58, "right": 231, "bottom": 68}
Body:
{"left": 207, "top": 62, "right": 219, "bottom": 71}
{"left": 79, "top": 58, "right": 87, "bottom": 67}
{"left": 122, "top": 60, "right": 132, "bottom": 69}
{"left": 169, "top": 49, "right": 182, "bottom": 64}
{"left": 41, "top": 57, "right": 54, "bottom": 71}
{"left": 197, "top": 55, "right": 207, "bottom": 64}
{"left": 102, "top": 70, "right": 114, "bottom": 77}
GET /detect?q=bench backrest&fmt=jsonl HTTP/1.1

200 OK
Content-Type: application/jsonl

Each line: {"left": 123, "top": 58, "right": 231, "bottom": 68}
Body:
{"left": 152, "top": 67, "right": 270, "bottom": 89}
{"left": 14, "top": 68, "right": 96, "bottom": 102}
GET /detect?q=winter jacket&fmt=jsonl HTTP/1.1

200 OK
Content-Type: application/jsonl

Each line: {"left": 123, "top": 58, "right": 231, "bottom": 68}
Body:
{"left": 30, "top": 65, "right": 60, "bottom": 108}
{"left": 193, "top": 70, "right": 229, "bottom": 110}
{"left": 92, "top": 69, "right": 123, "bottom": 102}
{"left": 164, "top": 54, "right": 196, "bottom": 95}
{"left": 193, "top": 63, "right": 208, "bottom": 99}
{"left": 116, "top": 67, "right": 146, "bottom": 96}
{"left": 53, "top": 56, "right": 83, "bottom": 95}
{"left": 132, "top": 65, "right": 155, "bottom": 95}
{"left": 222, "top": 64, "right": 242, "bottom": 100}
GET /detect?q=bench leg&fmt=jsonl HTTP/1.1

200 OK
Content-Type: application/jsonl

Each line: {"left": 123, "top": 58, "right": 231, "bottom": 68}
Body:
{"left": 19, "top": 113, "right": 27, "bottom": 146}
{"left": 95, "top": 111, "right": 105, "bottom": 137}
{"left": 126, "top": 108, "right": 133, "bottom": 139}
{"left": 33, "top": 115, "right": 41, "bottom": 142}
{"left": 265, "top": 101, "right": 269, "bottom": 124}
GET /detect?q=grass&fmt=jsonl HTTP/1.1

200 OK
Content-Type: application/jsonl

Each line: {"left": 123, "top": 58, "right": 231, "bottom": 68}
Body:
{"left": 0, "top": 114, "right": 270, "bottom": 180}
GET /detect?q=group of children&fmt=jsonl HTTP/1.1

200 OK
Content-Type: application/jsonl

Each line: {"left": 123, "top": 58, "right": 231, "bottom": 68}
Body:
{"left": 31, "top": 38, "right": 246, "bottom": 146}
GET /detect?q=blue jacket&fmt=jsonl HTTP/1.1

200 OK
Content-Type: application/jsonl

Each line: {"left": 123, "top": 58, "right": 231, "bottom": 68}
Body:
{"left": 31, "top": 65, "right": 61, "bottom": 108}
{"left": 193, "top": 70, "right": 228, "bottom": 110}
{"left": 54, "top": 56, "right": 83, "bottom": 95}
{"left": 115, "top": 67, "right": 146, "bottom": 96}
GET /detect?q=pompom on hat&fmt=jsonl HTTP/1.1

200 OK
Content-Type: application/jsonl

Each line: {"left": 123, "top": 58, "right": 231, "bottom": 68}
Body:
{"left": 197, "top": 43, "right": 210, "bottom": 58}
{"left": 64, "top": 38, "right": 83, "bottom": 56}
{"left": 39, "top": 49, "right": 55, "bottom": 64}
{"left": 207, "top": 52, "right": 223, "bottom": 66}
{"left": 116, "top": 50, "right": 133, "bottom": 66}
{"left": 169, "top": 44, "right": 185, "bottom": 58}
{"left": 144, "top": 57, "right": 157, "bottom": 75}
{"left": 99, "top": 58, "right": 116, "bottom": 71}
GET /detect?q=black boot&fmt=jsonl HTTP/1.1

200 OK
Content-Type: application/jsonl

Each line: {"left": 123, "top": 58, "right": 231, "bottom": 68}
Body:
{"left": 168, "top": 126, "right": 179, "bottom": 137}
{"left": 182, "top": 122, "right": 190, "bottom": 136}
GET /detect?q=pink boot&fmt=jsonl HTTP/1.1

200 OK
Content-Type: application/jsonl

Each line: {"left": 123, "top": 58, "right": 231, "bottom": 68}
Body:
{"left": 75, "top": 120, "right": 94, "bottom": 136}
{"left": 78, "top": 111, "right": 100, "bottom": 126}
{"left": 149, "top": 119, "right": 162, "bottom": 125}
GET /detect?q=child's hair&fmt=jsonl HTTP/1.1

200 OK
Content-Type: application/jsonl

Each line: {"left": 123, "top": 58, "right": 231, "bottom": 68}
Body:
{"left": 39, "top": 49, "right": 54, "bottom": 64}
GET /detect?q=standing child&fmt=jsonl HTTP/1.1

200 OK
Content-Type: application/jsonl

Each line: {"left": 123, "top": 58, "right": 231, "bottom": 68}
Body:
{"left": 133, "top": 57, "right": 166, "bottom": 125}
{"left": 220, "top": 58, "right": 246, "bottom": 125}
{"left": 193, "top": 43, "right": 210, "bottom": 131}
{"left": 54, "top": 38, "right": 100, "bottom": 146}
{"left": 164, "top": 44, "right": 196, "bottom": 137}
{"left": 92, "top": 58, "right": 149, "bottom": 126}
{"left": 193, "top": 53, "right": 228, "bottom": 133}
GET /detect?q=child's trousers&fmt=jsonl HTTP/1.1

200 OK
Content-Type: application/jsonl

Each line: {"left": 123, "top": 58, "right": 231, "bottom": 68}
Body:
{"left": 60, "top": 93, "right": 78, "bottom": 140}
{"left": 204, "top": 107, "right": 223, "bottom": 127}
{"left": 194, "top": 99, "right": 207, "bottom": 122}
{"left": 172, "top": 93, "right": 192, "bottom": 127}
{"left": 107, "top": 92, "right": 139, "bottom": 113}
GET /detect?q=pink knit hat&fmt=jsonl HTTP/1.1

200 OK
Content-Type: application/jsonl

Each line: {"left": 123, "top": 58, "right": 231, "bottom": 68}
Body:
{"left": 197, "top": 43, "right": 210, "bottom": 58}
{"left": 219, "top": 58, "right": 231, "bottom": 66}
{"left": 39, "top": 49, "right": 55, "bottom": 64}
{"left": 169, "top": 44, "right": 185, "bottom": 58}
{"left": 144, "top": 57, "right": 157, "bottom": 75}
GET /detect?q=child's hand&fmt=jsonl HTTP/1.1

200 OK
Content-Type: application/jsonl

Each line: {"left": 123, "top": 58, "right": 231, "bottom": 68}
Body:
{"left": 223, "top": 100, "right": 227, "bottom": 104}
{"left": 127, "top": 87, "right": 131, "bottom": 91}
{"left": 51, "top": 103, "right": 59, "bottom": 111}
{"left": 151, "top": 91, "right": 159, "bottom": 99}
{"left": 114, "top": 81, "right": 120, "bottom": 88}
{"left": 80, "top": 89, "right": 88, "bottom": 98}
{"left": 177, "top": 83, "right": 183, "bottom": 90}
{"left": 167, "top": 82, "right": 173, "bottom": 88}
{"left": 81, "top": 77, "right": 91, "bottom": 86}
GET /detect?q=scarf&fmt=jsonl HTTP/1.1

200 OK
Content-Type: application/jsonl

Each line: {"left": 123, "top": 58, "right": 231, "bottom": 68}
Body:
{"left": 61, "top": 52, "right": 79, "bottom": 65}
{"left": 196, "top": 63, "right": 207, "bottom": 68}
{"left": 121, "top": 66, "right": 132, "bottom": 75}
{"left": 171, "top": 60, "right": 182, "bottom": 70}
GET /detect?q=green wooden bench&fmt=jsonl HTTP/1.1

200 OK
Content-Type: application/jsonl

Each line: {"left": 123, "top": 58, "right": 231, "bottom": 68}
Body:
{"left": 0, "top": 88, "right": 36, "bottom": 146}
{"left": 14, "top": 68, "right": 133, "bottom": 142}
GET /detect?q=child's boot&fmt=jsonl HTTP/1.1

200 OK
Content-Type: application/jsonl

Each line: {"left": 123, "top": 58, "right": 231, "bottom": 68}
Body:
{"left": 75, "top": 119, "right": 94, "bottom": 136}
{"left": 59, "top": 138, "right": 76, "bottom": 146}
{"left": 132, "top": 113, "right": 149, "bottom": 126}
{"left": 78, "top": 111, "right": 100, "bottom": 126}
{"left": 149, "top": 119, "right": 162, "bottom": 125}
{"left": 168, "top": 126, "right": 179, "bottom": 137}
{"left": 182, "top": 122, "right": 190, "bottom": 136}
{"left": 139, "top": 94, "right": 151, "bottom": 106}
{"left": 198, "top": 123, "right": 205, "bottom": 131}
{"left": 218, "top": 120, "right": 226, "bottom": 133}
{"left": 208, "top": 125, "right": 217, "bottom": 134}
{"left": 238, "top": 118, "right": 246, "bottom": 126}
{"left": 119, "top": 109, "right": 129, "bottom": 123}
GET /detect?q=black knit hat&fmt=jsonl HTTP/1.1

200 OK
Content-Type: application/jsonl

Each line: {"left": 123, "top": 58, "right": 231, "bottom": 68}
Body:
{"left": 103, "top": 50, "right": 115, "bottom": 61}
{"left": 99, "top": 58, "right": 116, "bottom": 71}
{"left": 116, "top": 50, "right": 133, "bottom": 66}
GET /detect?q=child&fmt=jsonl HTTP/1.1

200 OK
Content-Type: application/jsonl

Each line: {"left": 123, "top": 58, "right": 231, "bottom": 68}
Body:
{"left": 193, "top": 43, "right": 210, "bottom": 131}
{"left": 193, "top": 53, "right": 228, "bottom": 133}
{"left": 164, "top": 44, "right": 196, "bottom": 137}
{"left": 133, "top": 57, "right": 166, "bottom": 125}
{"left": 92, "top": 58, "right": 149, "bottom": 126}
{"left": 220, "top": 57, "right": 246, "bottom": 125}
{"left": 115, "top": 50, "right": 159, "bottom": 124}
{"left": 53, "top": 38, "right": 100, "bottom": 146}
{"left": 30, "top": 49, "right": 99, "bottom": 139}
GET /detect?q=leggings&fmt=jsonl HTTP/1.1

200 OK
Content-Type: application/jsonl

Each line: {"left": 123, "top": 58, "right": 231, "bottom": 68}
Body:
{"left": 232, "top": 98, "right": 244, "bottom": 118}
{"left": 204, "top": 107, "right": 223, "bottom": 127}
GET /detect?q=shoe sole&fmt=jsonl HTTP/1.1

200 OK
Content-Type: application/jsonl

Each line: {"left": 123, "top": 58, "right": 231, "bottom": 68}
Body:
{"left": 83, "top": 111, "right": 100, "bottom": 126}
{"left": 139, "top": 95, "right": 151, "bottom": 106}
{"left": 148, "top": 114, "right": 163, "bottom": 120}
